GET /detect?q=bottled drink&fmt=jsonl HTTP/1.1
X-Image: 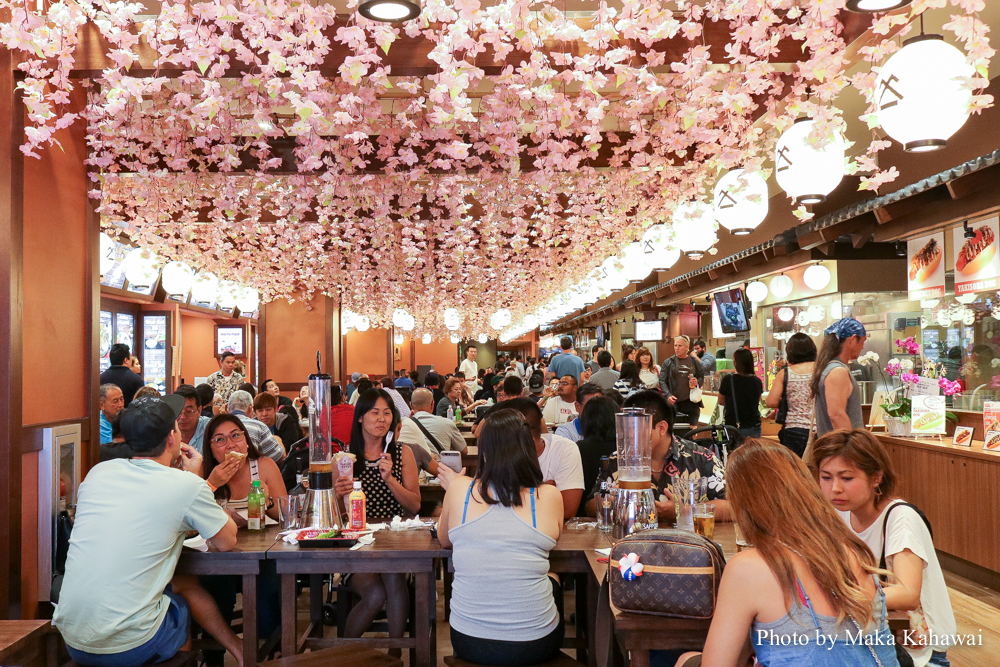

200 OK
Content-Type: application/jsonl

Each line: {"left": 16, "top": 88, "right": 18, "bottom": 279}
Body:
{"left": 597, "top": 481, "right": 613, "bottom": 533}
{"left": 455, "top": 404, "right": 462, "bottom": 424}
{"left": 247, "top": 480, "right": 265, "bottom": 531}
{"left": 446, "top": 405, "right": 454, "bottom": 421}
{"left": 349, "top": 481, "right": 366, "bottom": 531}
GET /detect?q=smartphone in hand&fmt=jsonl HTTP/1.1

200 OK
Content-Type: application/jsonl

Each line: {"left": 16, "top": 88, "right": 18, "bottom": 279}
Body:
{"left": 441, "top": 451, "right": 463, "bottom": 474}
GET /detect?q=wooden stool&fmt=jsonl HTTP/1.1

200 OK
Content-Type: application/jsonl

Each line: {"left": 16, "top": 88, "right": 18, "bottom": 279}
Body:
{"left": 67, "top": 650, "right": 199, "bottom": 667}
{"left": 261, "top": 646, "right": 403, "bottom": 667}
{"left": 444, "top": 652, "right": 582, "bottom": 667}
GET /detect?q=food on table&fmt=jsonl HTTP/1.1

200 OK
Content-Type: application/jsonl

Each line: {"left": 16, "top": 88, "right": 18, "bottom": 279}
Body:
{"left": 908, "top": 237, "right": 942, "bottom": 282}
{"left": 956, "top": 225, "right": 997, "bottom": 275}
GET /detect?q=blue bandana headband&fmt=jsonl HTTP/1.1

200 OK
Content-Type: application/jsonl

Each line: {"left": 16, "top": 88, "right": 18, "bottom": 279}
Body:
{"left": 825, "top": 318, "right": 867, "bottom": 341}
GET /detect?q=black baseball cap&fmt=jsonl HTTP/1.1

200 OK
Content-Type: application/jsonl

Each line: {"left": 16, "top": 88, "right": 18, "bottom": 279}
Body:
{"left": 528, "top": 374, "right": 544, "bottom": 393}
{"left": 425, "top": 371, "right": 440, "bottom": 386}
{"left": 119, "top": 394, "right": 186, "bottom": 454}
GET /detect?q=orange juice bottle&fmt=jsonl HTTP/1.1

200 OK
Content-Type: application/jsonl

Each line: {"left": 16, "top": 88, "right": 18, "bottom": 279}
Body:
{"left": 349, "top": 481, "right": 366, "bottom": 531}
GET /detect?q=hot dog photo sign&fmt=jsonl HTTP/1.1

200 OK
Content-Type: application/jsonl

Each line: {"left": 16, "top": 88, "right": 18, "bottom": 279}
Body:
{"left": 953, "top": 217, "right": 1000, "bottom": 296}
{"left": 907, "top": 232, "right": 946, "bottom": 300}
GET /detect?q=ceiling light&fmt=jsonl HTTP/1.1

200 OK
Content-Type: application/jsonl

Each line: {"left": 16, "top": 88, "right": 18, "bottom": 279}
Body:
{"left": 599, "top": 256, "right": 629, "bottom": 291}
{"left": 874, "top": 34, "right": 974, "bottom": 152}
{"left": 394, "top": 333, "right": 405, "bottom": 345}
{"left": 713, "top": 169, "right": 769, "bottom": 236}
{"left": 216, "top": 280, "right": 239, "bottom": 309}
{"left": 775, "top": 117, "right": 846, "bottom": 205}
{"left": 619, "top": 242, "right": 652, "bottom": 282}
{"left": 450, "top": 333, "right": 461, "bottom": 344}
{"left": 769, "top": 274, "right": 794, "bottom": 299}
{"left": 671, "top": 201, "right": 718, "bottom": 260}
{"left": 123, "top": 247, "right": 161, "bottom": 290}
{"left": 354, "top": 315, "right": 370, "bottom": 332}
{"left": 803, "top": 264, "right": 832, "bottom": 291}
{"left": 746, "top": 281, "right": 768, "bottom": 303}
{"left": 845, "top": 0, "right": 912, "bottom": 11}
{"left": 421, "top": 333, "right": 432, "bottom": 344}
{"left": 477, "top": 333, "right": 488, "bottom": 344}
{"left": 160, "top": 261, "right": 195, "bottom": 296}
{"left": 443, "top": 307, "right": 461, "bottom": 330}
{"left": 235, "top": 286, "right": 260, "bottom": 313}
{"left": 190, "top": 271, "right": 219, "bottom": 304}
{"left": 640, "top": 224, "right": 681, "bottom": 270}
{"left": 358, "top": 0, "right": 420, "bottom": 22}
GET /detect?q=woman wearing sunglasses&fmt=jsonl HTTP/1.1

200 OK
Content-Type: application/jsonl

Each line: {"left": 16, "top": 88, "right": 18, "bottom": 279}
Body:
{"left": 202, "top": 414, "right": 287, "bottom": 526}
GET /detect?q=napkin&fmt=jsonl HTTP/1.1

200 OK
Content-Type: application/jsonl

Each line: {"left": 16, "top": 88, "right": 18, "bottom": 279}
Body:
{"left": 389, "top": 516, "right": 431, "bottom": 530}
{"left": 183, "top": 536, "right": 208, "bottom": 551}
{"left": 595, "top": 548, "right": 611, "bottom": 557}
{"left": 350, "top": 534, "right": 376, "bottom": 551}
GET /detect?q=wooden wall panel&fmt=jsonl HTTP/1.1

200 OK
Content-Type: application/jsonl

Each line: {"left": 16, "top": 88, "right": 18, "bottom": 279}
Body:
{"left": 882, "top": 436, "right": 1000, "bottom": 574}
{"left": 344, "top": 328, "right": 390, "bottom": 379}
{"left": 413, "top": 339, "right": 459, "bottom": 377}
{"left": 179, "top": 315, "right": 221, "bottom": 383}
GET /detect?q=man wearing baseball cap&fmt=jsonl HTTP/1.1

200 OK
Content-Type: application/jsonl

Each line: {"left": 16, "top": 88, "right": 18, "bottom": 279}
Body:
{"left": 527, "top": 372, "right": 545, "bottom": 404}
{"left": 54, "top": 396, "right": 243, "bottom": 667}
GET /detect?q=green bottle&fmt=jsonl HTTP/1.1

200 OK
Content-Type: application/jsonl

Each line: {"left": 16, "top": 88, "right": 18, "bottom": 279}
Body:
{"left": 455, "top": 404, "right": 462, "bottom": 424}
{"left": 248, "top": 480, "right": 265, "bottom": 531}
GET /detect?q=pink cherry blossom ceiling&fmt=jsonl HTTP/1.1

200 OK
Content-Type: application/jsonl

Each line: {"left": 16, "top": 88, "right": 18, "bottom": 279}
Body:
{"left": 1, "top": 0, "right": 992, "bottom": 334}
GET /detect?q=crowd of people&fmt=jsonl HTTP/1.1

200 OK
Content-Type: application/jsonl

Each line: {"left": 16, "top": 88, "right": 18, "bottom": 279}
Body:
{"left": 68, "top": 319, "right": 956, "bottom": 667}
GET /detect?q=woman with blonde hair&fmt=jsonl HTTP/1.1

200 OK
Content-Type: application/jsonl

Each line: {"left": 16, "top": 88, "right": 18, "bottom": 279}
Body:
{"left": 679, "top": 439, "right": 898, "bottom": 667}
{"left": 635, "top": 346, "right": 660, "bottom": 389}
{"left": 814, "top": 430, "right": 955, "bottom": 667}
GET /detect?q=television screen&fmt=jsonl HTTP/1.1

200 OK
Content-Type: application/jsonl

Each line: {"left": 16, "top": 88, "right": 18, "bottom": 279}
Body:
{"left": 217, "top": 327, "right": 244, "bottom": 356}
{"left": 713, "top": 288, "right": 751, "bottom": 334}
{"left": 595, "top": 325, "right": 604, "bottom": 348}
{"left": 634, "top": 320, "right": 664, "bottom": 342}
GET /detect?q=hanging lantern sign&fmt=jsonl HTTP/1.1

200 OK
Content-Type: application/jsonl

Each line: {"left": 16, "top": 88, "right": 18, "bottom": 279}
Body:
{"left": 713, "top": 169, "right": 769, "bottom": 236}
{"left": 99, "top": 232, "right": 116, "bottom": 276}
{"left": 769, "top": 274, "right": 793, "bottom": 299}
{"left": 123, "top": 247, "right": 161, "bottom": 290}
{"left": 640, "top": 225, "right": 682, "bottom": 270}
{"left": 190, "top": 271, "right": 219, "bottom": 304}
{"left": 672, "top": 201, "right": 717, "bottom": 260}
{"left": 600, "top": 256, "right": 629, "bottom": 291}
{"left": 217, "top": 280, "right": 239, "bottom": 309}
{"left": 745, "top": 281, "right": 768, "bottom": 303}
{"left": 161, "top": 260, "right": 195, "bottom": 296}
{"left": 874, "top": 35, "right": 974, "bottom": 153}
{"left": 421, "top": 333, "right": 432, "bottom": 344}
{"left": 354, "top": 315, "right": 371, "bottom": 332}
{"left": 235, "top": 287, "right": 260, "bottom": 313}
{"left": 443, "top": 307, "right": 461, "bottom": 330}
{"left": 775, "top": 118, "right": 846, "bottom": 205}
{"left": 619, "top": 242, "right": 652, "bottom": 282}
{"left": 803, "top": 264, "right": 832, "bottom": 291}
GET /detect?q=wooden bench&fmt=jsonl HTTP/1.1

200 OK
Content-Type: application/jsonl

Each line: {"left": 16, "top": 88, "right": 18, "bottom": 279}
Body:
{"left": 261, "top": 646, "right": 403, "bottom": 667}
{"left": 67, "top": 650, "right": 198, "bottom": 667}
{"left": 0, "top": 621, "right": 56, "bottom": 667}
{"left": 444, "top": 652, "right": 583, "bottom": 667}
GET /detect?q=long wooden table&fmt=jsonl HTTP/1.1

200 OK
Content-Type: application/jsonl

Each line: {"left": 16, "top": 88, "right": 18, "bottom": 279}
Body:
{"left": 270, "top": 529, "right": 444, "bottom": 667}
{"left": 177, "top": 525, "right": 282, "bottom": 667}
{"left": 0, "top": 621, "right": 55, "bottom": 667}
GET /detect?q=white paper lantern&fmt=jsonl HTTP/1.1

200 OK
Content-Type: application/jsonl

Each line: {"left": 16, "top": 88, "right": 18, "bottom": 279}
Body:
{"left": 963, "top": 309, "right": 977, "bottom": 326}
{"left": 640, "top": 225, "right": 681, "bottom": 270}
{"left": 123, "top": 247, "right": 160, "bottom": 289}
{"left": 493, "top": 308, "right": 512, "bottom": 329}
{"left": 99, "top": 232, "right": 116, "bottom": 275}
{"left": 803, "top": 264, "right": 832, "bottom": 291}
{"left": 342, "top": 309, "right": 357, "bottom": 333}
{"left": 217, "top": 280, "right": 239, "bottom": 309}
{"left": 421, "top": 333, "right": 432, "bottom": 344}
{"left": 619, "top": 242, "right": 652, "bottom": 282}
{"left": 392, "top": 309, "right": 410, "bottom": 328}
{"left": 600, "top": 256, "right": 629, "bottom": 291}
{"left": 846, "top": 0, "right": 912, "bottom": 12}
{"left": 400, "top": 313, "right": 415, "bottom": 331}
{"left": 672, "top": 201, "right": 717, "bottom": 260}
{"left": 394, "top": 333, "right": 405, "bottom": 345}
{"left": 160, "top": 261, "right": 194, "bottom": 296}
{"left": 797, "top": 312, "right": 811, "bottom": 327}
{"left": 354, "top": 315, "right": 370, "bottom": 332}
{"left": 443, "top": 307, "right": 461, "bottom": 330}
{"left": 450, "top": 333, "right": 461, "bottom": 343}
{"left": 236, "top": 286, "right": 260, "bottom": 313}
{"left": 937, "top": 310, "right": 952, "bottom": 327}
{"left": 777, "top": 307, "right": 795, "bottom": 322}
{"left": 874, "top": 36, "right": 974, "bottom": 153}
{"left": 775, "top": 118, "right": 846, "bottom": 205}
{"left": 769, "top": 274, "right": 793, "bottom": 299}
{"left": 745, "top": 281, "right": 768, "bottom": 303}
{"left": 523, "top": 314, "right": 538, "bottom": 330}
{"left": 477, "top": 333, "right": 488, "bottom": 344}
{"left": 808, "top": 305, "right": 826, "bottom": 322}
{"left": 713, "top": 169, "right": 769, "bottom": 235}
{"left": 190, "top": 271, "right": 219, "bottom": 304}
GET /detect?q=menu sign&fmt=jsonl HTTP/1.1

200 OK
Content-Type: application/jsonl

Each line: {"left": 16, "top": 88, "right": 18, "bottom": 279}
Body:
{"left": 906, "top": 232, "right": 945, "bottom": 299}
{"left": 984, "top": 401, "right": 1000, "bottom": 434}
{"left": 910, "top": 395, "right": 946, "bottom": 435}
{"left": 953, "top": 217, "right": 1000, "bottom": 295}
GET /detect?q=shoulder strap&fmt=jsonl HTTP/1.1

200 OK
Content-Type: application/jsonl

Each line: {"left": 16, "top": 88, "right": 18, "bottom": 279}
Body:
{"left": 411, "top": 415, "right": 445, "bottom": 454}
{"left": 462, "top": 481, "right": 474, "bottom": 524}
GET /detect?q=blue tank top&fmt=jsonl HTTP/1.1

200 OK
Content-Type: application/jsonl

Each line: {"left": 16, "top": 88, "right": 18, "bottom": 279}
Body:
{"left": 752, "top": 577, "right": 898, "bottom": 666}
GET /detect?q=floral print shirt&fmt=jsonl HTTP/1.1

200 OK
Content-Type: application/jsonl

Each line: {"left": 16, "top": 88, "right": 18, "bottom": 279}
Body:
{"left": 588, "top": 436, "right": 726, "bottom": 502}
{"left": 206, "top": 370, "right": 245, "bottom": 403}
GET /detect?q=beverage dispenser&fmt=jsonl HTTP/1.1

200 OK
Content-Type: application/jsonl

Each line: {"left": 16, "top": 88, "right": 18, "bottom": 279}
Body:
{"left": 302, "top": 371, "right": 345, "bottom": 528}
{"left": 613, "top": 407, "right": 658, "bottom": 537}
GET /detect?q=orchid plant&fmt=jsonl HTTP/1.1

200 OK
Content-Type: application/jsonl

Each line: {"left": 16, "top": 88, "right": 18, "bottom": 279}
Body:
{"left": 0, "top": 0, "right": 992, "bottom": 321}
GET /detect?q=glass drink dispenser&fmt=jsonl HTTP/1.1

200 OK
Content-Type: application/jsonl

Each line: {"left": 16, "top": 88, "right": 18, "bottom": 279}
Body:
{"left": 613, "top": 407, "right": 658, "bottom": 537}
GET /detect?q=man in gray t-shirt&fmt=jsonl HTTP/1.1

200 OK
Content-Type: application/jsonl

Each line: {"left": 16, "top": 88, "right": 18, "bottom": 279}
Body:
{"left": 54, "top": 396, "right": 241, "bottom": 665}
{"left": 658, "top": 337, "right": 705, "bottom": 428}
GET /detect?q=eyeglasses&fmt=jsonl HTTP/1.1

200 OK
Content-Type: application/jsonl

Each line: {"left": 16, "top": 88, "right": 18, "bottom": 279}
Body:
{"left": 181, "top": 406, "right": 199, "bottom": 416}
{"left": 211, "top": 431, "right": 246, "bottom": 447}
{"left": 558, "top": 381, "right": 576, "bottom": 387}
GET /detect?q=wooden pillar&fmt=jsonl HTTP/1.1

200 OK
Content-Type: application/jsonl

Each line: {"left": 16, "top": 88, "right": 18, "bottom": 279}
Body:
{"left": 0, "top": 43, "right": 24, "bottom": 620}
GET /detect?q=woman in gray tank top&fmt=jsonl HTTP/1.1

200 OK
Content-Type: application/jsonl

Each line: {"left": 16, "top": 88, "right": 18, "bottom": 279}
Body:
{"left": 812, "top": 319, "right": 868, "bottom": 436}
{"left": 438, "top": 409, "right": 565, "bottom": 666}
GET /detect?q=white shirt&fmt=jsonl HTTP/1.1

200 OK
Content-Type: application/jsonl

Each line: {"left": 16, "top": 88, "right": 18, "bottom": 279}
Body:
{"left": 538, "top": 434, "right": 584, "bottom": 491}
{"left": 839, "top": 503, "right": 957, "bottom": 665}
{"left": 399, "top": 418, "right": 431, "bottom": 457}
{"left": 459, "top": 358, "right": 478, "bottom": 387}
{"left": 542, "top": 395, "right": 578, "bottom": 425}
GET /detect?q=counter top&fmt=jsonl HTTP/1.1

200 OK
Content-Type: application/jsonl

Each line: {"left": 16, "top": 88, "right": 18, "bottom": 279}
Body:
{"left": 876, "top": 433, "right": 1000, "bottom": 464}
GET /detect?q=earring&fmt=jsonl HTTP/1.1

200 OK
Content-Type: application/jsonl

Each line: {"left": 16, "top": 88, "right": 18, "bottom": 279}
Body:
{"left": 874, "top": 485, "right": 883, "bottom": 497}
